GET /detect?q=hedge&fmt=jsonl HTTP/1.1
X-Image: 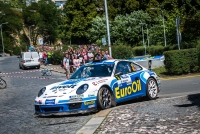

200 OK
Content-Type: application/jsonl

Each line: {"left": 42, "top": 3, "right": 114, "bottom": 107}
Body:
{"left": 112, "top": 44, "right": 133, "bottom": 59}
{"left": 163, "top": 48, "right": 199, "bottom": 75}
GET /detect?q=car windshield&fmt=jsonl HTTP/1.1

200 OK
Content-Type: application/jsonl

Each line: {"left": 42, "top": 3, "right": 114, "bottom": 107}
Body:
{"left": 70, "top": 63, "right": 115, "bottom": 79}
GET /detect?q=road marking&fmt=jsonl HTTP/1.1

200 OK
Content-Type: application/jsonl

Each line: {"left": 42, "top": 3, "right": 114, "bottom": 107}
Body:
{"left": 160, "top": 74, "right": 200, "bottom": 80}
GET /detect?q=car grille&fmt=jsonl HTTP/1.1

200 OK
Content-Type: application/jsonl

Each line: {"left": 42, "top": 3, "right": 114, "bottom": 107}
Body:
{"left": 68, "top": 103, "right": 82, "bottom": 110}
{"left": 42, "top": 107, "right": 62, "bottom": 112}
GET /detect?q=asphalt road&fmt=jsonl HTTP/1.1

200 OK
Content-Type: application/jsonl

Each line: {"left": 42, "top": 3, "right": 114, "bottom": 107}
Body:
{"left": 0, "top": 56, "right": 200, "bottom": 134}
{"left": 0, "top": 56, "right": 92, "bottom": 134}
{"left": 159, "top": 75, "right": 200, "bottom": 98}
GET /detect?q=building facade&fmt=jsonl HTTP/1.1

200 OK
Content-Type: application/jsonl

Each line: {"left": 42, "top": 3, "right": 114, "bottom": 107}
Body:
{"left": 27, "top": 0, "right": 66, "bottom": 8}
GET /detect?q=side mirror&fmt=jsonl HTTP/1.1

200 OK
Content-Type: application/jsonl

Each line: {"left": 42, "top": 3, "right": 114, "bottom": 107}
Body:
{"left": 115, "top": 72, "right": 123, "bottom": 76}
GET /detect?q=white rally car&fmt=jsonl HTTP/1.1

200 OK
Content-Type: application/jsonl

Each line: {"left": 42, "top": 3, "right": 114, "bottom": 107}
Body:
{"left": 35, "top": 59, "right": 161, "bottom": 116}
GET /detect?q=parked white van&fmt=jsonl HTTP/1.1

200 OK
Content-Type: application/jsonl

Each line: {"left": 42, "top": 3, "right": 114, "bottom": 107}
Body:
{"left": 18, "top": 52, "right": 40, "bottom": 70}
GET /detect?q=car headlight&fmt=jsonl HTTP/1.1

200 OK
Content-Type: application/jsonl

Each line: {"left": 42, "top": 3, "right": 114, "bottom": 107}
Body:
{"left": 76, "top": 84, "right": 89, "bottom": 94}
{"left": 38, "top": 87, "right": 46, "bottom": 97}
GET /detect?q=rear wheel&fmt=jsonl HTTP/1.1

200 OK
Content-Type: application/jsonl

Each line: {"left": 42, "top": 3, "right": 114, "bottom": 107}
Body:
{"left": 0, "top": 78, "right": 7, "bottom": 89}
{"left": 41, "top": 70, "right": 45, "bottom": 76}
{"left": 146, "top": 78, "right": 158, "bottom": 100}
{"left": 37, "top": 65, "right": 40, "bottom": 69}
{"left": 97, "top": 86, "right": 112, "bottom": 110}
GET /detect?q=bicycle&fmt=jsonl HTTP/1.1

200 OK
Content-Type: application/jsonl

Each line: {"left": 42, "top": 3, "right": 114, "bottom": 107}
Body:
{"left": 0, "top": 76, "right": 7, "bottom": 89}
{"left": 41, "top": 64, "right": 52, "bottom": 76}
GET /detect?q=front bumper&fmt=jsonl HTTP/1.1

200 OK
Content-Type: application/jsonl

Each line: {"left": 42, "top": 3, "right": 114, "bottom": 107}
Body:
{"left": 35, "top": 101, "right": 97, "bottom": 116}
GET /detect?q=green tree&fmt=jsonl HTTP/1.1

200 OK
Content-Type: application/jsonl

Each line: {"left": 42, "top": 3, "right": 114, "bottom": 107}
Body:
{"left": 87, "top": 16, "right": 107, "bottom": 44}
{"left": 111, "top": 10, "right": 151, "bottom": 46}
{"left": 23, "top": 0, "right": 61, "bottom": 46}
{"left": 0, "top": 1, "right": 23, "bottom": 53}
{"left": 63, "top": 0, "right": 98, "bottom": 44}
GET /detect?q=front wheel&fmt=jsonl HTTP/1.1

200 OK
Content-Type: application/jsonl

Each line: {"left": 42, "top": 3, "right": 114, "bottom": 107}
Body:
{"left": 97, "top": 86, "right": 112, "bottom": 110}
{"left": 146, "top": 78, "right": 158, "bottom": 100}
{"left": 46, "top": 70, "right": 52, "bottom": 76}
{"left": 0, "top": 78, "right": 7, "bottom": 89}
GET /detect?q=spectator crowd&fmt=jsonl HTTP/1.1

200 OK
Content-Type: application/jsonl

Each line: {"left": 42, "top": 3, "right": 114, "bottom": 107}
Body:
{"left": 62, "top": 45, "right": 113, "bottom": 79}
{"left": 32, "top": 44, "right": 113, "bottom": 79}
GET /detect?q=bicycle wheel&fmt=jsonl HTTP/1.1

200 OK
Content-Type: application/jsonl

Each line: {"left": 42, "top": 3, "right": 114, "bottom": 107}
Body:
{"left": 46, "top": 70, "right": 52, "bottom": 76}
{"left": 41, "top": 70, "right": 45, "bottom": 76}
{"left": 0, "top": 78, "right": 7, "bottom": 89}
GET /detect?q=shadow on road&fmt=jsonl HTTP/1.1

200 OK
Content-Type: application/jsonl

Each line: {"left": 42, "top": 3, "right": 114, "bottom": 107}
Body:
{"left": 35, "top": 110, "right": 97, "bottom": 118}
{"left": 174, "top": 93, "right": 200, "bottom": 110}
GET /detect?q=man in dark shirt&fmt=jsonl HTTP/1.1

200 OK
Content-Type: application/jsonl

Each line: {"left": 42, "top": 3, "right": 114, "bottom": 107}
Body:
{"left": 93, "top": 48, "right": 101, "bottom": 61}
{"left": 68, "top": 51, "right": 74, "bottom": 73}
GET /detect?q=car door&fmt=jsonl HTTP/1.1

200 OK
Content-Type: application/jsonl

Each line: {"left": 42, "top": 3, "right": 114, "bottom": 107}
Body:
{"left": 114, "top": 61, "right": 144, "bottom": 103}
{"left": 128, "top": 62, "right": 145, "bottom": 98}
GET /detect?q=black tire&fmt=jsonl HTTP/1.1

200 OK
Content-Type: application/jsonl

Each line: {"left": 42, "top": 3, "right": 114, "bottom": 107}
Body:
{"left": 97, "top": 86, "right": 112, "bottom": 110}
{"left": 146, "top": 78, "right": 158, "bottom": 100}
{"left": 0, "top": 78, "right": 7, "bottom": 89}
{"left": 19, "top": 64, "right": 22, "bottom": 69}
{"left": 21, "top": 65, "right": 26, "bottom": 70}
{"left": 37, "top": 65, "right": 40, "bottom": 69}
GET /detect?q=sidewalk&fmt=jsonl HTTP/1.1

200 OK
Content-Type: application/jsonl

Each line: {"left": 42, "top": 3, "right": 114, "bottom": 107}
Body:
{"left": 78, "top": 94, "right": 200, "bottom": 134}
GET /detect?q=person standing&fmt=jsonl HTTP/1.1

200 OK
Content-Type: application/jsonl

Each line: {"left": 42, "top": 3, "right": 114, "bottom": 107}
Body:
{"left": 47, "top": 50, "right": 52, "bottom": 64}
{"left": 105, "top": 50, "right": 112, "bottom": 59}
{"left": 101, "top": 51, "right": 108, "bottom": 60}
{"left": 68, "top": 51, "right": 74, "bottom": 73}
{"left": 82, "top": 48, "right": 88, "bottom": 63}
{"left": 88, "top": 50, "right": 94, "bottom": 62}
{"left": 93, "top": 48, "right": 101, "bottom": 60}
{"left": 63, "top": 53, "right": 70, "bottom": 79}
{"left": 73, "top": 55, "right": 80, "bottom": 71}
{"left": 42, "top": 50, "right": 47, "bottom": 65}
{"left": 39, "top": 50, "right": 43, "bottom": 64}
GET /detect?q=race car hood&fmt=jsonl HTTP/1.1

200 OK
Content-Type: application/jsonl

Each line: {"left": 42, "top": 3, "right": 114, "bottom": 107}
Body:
{"left": 40, "top": 77, "right": 110, "bottom": 98}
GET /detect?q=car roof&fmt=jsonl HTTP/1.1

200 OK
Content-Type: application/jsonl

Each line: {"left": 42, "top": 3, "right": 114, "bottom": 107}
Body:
{"left": 84, "top": 59, "right": 136, "bottom": 66}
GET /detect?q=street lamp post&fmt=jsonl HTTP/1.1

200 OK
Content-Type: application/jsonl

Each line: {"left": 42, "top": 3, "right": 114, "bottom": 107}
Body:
{"left": 104, "top": 0, "right": 112, "bottom": 57}
{"left": 29, "top": 25, "right": 35, "bottom": 45}
{"left": 150, "top": 8, "right": 166, "bottom": 47}
{"left": 0, "top": 22, "right": 8, "bottom": 57}
{"left": 144, "top": 24, "right": 149, "bottom": 47}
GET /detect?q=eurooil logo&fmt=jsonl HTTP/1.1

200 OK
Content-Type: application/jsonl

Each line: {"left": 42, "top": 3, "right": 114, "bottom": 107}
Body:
{"left": 115, "top": 80, "right": 141, "bottom": 99}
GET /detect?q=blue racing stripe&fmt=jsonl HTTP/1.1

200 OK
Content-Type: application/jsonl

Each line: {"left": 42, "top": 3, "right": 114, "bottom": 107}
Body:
{"left": 58, "top": 96, "right": 97, "bottom": 103}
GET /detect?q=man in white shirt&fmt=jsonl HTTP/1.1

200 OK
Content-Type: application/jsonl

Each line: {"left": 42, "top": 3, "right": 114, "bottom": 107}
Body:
{"left": 39, "top": 51, "right": 43, "bottom": 64}
{"left": 88, "top": 50, "right": 94, "bottom": 62}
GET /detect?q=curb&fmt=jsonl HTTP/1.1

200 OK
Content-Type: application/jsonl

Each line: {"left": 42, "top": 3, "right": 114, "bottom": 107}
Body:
{"left": 76, "top": 109, "right": 112, "bottom": 134}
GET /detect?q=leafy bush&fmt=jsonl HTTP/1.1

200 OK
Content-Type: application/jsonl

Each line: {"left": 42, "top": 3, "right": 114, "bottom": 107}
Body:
{"left": 112, "top": 44, "right": 133, "bottom": 59}
{"left": 148, "top": 45, "right": 165, "bottom": 56}
{"left": 132, "top": 46, "right": 145, "bottom": 56}
{"left": 164, "top": 48, "right": 199, "bottom": 75}
{"left": 12, "top": 46, "right": 21, "bottom": 55}
{"left": 51, "top": 50, "right": 65, "bottom": 65}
